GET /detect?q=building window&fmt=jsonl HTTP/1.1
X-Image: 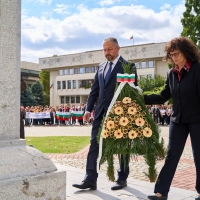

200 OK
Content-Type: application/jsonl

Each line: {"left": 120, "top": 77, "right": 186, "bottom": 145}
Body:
{"left": 140, "top": 75, "right": 145, "bottom": 80}
{"left": 61, "top": 96, "right": 64, "bottom": 104}
{"left": 57, "top": 81, "right": 61, "bottom": 89}
{"left": 72, "top": 80, "right": 76, "bottom": 89}
{"left": 147, "top": 74, "right": 153, "bottom": 79}
{"left": 80, "top": 67, "right": 85, "bottom": 74}
{"left": 58, "top": 70, "right": 63, "bottom": 76}
{"left": 76, "top": 96, "right": 80, "bottom": 103}
{"left": 148, "top": 61, "right": 154, "bottom": 68}
{"left": 74, "top": 68, "right": 79, "bottom": 74}
{"left": 85, "top": 67, "right": 90, "bottom": 73}
{"left": 66, "top": 96, "right": 70, "bottom": 103}
{"left": 22, "top": 75, "right": 28, "bottom": 79}
{"left": 70, "top": 69, "right": 74, "bottom": 75}
{"left": 67, "top": 80, "right": 71, "bottom": 89}
{"left": 141, "top": 62, "right": 146, "bottom": 68}
{"left": 71, "top": 96, "right": 75, "bottom": 103}
{"left": 64, "top": 69, "right": 68, "bottom": 75}
{"left": 135, "top": 62, "right": 140, "bottom": 68}
{"left": 82, "top": 80, "right": 90, "bottom": 88}
{"left": 62, "top": 81, "right": 66, "bottom": 89}
{"left": 91, "top": 66, "right": 95, "bottom": 73}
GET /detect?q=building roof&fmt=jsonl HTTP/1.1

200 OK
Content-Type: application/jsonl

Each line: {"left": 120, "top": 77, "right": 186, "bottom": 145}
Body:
{"left": 39, "top": 42, "right": 167, "bottom": 71}
{"left": 21, "top": 61, "right": 40, "bottom": 71}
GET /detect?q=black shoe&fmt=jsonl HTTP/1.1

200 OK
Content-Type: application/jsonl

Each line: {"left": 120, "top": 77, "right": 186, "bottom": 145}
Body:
{"left": 195, "top": 196, "right": 200, "bottom": 200}
{"left": 148, "top": 195, "right": 167, "bottom": 200}
{"left": 72, "top": 180, "right": 97, "bottom": 190}
{"left": 111, "top": 180, "right": 127, "bottom": 190}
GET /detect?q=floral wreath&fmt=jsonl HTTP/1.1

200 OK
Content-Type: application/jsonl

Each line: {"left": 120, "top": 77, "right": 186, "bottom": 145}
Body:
{"left": 97, "top": 62, "right": 165, "bottom": 182}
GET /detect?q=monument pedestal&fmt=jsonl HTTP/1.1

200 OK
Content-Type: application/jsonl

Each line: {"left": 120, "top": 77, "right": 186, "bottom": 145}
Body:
{"left": 0, "top": 143, "right": 66, "bottom": 199}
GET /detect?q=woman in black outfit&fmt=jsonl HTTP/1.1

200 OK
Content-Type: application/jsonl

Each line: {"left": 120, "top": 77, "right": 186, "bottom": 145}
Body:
{"left": 143, "top": 37, "right": 200, "bottom": 200}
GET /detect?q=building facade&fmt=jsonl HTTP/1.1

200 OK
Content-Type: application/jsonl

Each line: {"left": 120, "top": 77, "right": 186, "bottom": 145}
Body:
{"left": 21, "top": 61, "right": 40, "bottom": 87}
{"left": 39, "top": 42, "right": 169, "bottom": 106}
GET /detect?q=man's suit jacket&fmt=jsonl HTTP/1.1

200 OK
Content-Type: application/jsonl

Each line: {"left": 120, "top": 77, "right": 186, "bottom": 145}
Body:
{"left": 86, "top": 56, "right": 137, "bottom": 119}
{"left": 153, "top": 107, "right": 160, "bottom": 117}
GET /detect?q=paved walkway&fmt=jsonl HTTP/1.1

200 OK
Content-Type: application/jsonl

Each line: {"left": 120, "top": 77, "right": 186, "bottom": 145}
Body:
{"left": 25, "top": 125, "right": 197, "bottom": 198}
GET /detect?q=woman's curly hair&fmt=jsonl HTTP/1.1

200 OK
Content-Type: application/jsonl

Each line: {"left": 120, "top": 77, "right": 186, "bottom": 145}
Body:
{"left": 164, "top": 36, "right": 200, "bottom": 66}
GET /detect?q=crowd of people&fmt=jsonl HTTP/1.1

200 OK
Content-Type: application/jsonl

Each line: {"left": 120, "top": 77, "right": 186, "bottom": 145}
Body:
{"left": 21, "top": 103, "right": 172, "bottom": 127}
{"left": 21, "top": 103, "right": 95, "bottom": 126}
{"left": 147, "top": 104, "right": 172, "bottom": 126}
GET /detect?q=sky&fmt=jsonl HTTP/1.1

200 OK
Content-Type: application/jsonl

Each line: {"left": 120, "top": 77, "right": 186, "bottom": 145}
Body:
{"left": 22, "top": 0, "right": 185, "bottom": 63}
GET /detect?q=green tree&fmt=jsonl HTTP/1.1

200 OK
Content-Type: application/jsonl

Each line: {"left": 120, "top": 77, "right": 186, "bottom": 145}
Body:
{"left": 181, "top": 0, "right": 200, "bottom": 48}
{"left": 31, "top": 81, "right": 45, "bottom": 106}
{"left": 21, "top": 86, "right": 36, "bottom": 107}
{"left": 39, "top": 70, "right": 50, "bottom": 105}
{"left": 138, "top": 75, "right": 166, "bottom": 92}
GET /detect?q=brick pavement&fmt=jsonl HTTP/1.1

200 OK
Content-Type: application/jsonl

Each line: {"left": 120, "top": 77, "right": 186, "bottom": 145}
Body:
{"left": 25, "top": 125, "right": 196, "bottom": 191}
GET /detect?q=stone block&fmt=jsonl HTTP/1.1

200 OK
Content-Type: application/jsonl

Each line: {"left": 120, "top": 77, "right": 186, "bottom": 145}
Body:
{"left": 0, "top": 170, "right": 66, "bottom": 200}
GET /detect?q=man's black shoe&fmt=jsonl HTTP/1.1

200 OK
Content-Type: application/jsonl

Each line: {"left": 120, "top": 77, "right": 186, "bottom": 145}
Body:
{"left": 195, "top": 195, "right": 200, "bottom": 200}
{"left": 111, "top": 180, "right": 127, "bottom": 190}
{"left": 72, "top": 180, "right": 97, "bottom": 190}
{"left": 148, "top": 195, "right": 167, "bottom": 200}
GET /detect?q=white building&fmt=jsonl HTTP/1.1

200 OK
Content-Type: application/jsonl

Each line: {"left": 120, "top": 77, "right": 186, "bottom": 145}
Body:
{"left": 39, "top": 42, "right": 169, "bottom": 106}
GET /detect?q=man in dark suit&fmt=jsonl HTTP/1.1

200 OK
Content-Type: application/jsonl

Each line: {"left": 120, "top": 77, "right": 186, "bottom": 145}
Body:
{"left": 153, "top": 105, "right": 160, "bottom": 124}
{"left": 72, "top": 37, "right": 137, "bottom": 190}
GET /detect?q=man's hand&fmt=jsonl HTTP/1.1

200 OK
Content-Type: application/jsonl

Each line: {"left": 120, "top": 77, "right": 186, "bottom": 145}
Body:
{"left": 84, "top": 112, "right": 91, "bottom": 122}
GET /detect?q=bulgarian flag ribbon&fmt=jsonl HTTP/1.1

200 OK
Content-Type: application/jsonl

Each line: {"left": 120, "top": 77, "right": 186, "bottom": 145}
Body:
{"left": 117, "top": 73, "right": 135, "bottom": 83}
{"left": 56, "top": 111, "right": 71, "bottom": 121}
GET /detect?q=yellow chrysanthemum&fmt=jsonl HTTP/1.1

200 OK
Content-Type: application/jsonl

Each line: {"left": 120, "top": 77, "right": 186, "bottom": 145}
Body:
{"left": 128, "top": 130, "right": 138, "bottom": 139}
{"left": 119, "top": 117, "right": 129, "bottom": 126}
{"left": 143, "top": 127, "right": 152, "bottom": 137}
{"left": 106, "top": 120, "right": 115, "bottom": 130}
{"left": 135, "top": 117, "right": 145, "bottom": 127}
{"left": 114, "top": 129, "right": 123, "bottom": 139}
{"left": 128, "top": 107, "right": 137, "bottom": 115}
{"left": 114, "top": 106, "right": 123, "bottom": 115}
{"left": 122, "top": 97, "right": 131, "bottom": 104}
{"left": 102, "top": 130, "right": 108, "bottom": 138}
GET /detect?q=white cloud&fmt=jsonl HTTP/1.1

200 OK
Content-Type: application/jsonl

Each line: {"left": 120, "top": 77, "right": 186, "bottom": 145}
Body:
{"left": 99, "top": 0, "right": 121, "bottom": 7}
{"left": 160, "top": 3, "right": 171, "bottom": 10}
{"left": 36, "top": 0, "right": 52, "bottom": 5}
{"left": 53, "top": 4, "right": 70, "bottom": 14}
{"left": 21, "top": 2, "right": 185, "bottom": 63}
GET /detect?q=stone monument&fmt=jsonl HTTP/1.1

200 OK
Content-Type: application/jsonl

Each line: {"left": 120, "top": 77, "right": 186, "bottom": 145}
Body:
{"left": 0, "top": 1, "right": 66, "bottom": 199}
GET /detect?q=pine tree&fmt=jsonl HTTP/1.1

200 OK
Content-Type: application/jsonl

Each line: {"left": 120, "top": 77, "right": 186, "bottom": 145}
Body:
{"left": 181, "top": 0, "right": 200, "bottom": 48}
{"left": 31, "top": 81, "right": 45, "bottom": 106}
{"left": 39, "top": 70, "right": 50, "bottom": 105}
{"left": 21, "top": 86, "right": 36, "bottom": 107}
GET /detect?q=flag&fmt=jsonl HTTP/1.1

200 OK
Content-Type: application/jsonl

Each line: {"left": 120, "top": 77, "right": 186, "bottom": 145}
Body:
{"left": 130, "top": 35, "right": 133, "bottom": 40}
{"left": 50, "top": 83, "right": 53, "bottom": 89}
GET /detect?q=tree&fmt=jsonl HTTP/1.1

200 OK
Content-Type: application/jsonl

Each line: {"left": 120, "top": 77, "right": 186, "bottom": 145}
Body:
{"left": 21, "top": 86, "right": 36, "bottom": 107}
{"left": 39, "top": 70, "right": 50, "bottom": 105}
{"left": 31, "top": 81, "right": 45, "bottom": 106}
{"left": 138, "top": 75, "right": 166, "bottom": 92}
{"left": 181, "top": 0, "right": 200, "bottom": 48}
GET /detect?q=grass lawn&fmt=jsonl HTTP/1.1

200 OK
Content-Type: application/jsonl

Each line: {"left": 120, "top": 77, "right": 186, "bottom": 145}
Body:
{"left": 26, "top": 136, "right": 90, "bottom": 154}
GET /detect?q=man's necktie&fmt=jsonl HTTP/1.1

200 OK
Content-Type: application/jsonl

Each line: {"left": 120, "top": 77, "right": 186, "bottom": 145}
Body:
{"left": 104, "top": 62, "right": 113, "bottom": 85}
